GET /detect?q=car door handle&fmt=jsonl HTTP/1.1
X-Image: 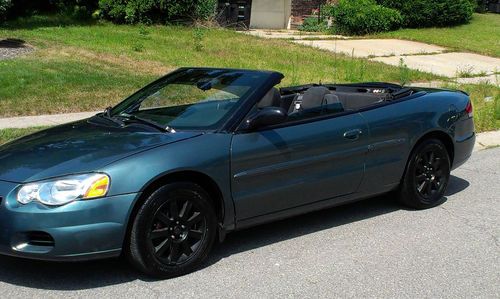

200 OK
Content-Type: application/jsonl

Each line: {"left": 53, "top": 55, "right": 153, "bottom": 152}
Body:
{"left": 343, "top": 129, "right": 363, "bottom": 140}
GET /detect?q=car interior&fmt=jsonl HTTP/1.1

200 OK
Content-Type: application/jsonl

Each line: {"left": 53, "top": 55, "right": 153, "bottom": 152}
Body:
{"left": 257, "top": 85, "right": 411, "bottom": 120}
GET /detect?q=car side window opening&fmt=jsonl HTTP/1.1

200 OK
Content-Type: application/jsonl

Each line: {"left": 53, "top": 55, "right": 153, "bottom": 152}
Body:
{"left": 255, "top": 85, "right": 390, "bottom": 125}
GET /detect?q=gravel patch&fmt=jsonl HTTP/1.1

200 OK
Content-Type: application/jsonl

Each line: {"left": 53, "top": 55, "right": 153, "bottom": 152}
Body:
{"left": 0, "top": 38, "right": 34, "bottom": 60}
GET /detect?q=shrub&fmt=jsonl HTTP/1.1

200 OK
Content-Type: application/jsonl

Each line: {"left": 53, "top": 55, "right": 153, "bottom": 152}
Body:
{"left": 331, "top": 0, "right": 402, "bottom": 35}
{"left": 194, "top": 0, "right": 216, "bottom": 21}
{"left": 57, "top": 0, "right": 99, "bottom": 19}
{"left": 98, "top": 0, "right": 199, "bottom": 24}
{"left": 299, "top": 16, "right": 328, "bottom": 32}
{"left": 3, "top": 0, "right": 97, "bottom": 20}
{"left": 376, "top": 0, "right": 476, "bottom": 27}
{"left": 476, "top": 0, "right": 488, "bottom": 13}
{"left": 98, "top": 0, "right": 126, "bottom": 22}
{"left": 0, "top": 0, "right": 11, "bottom": 22}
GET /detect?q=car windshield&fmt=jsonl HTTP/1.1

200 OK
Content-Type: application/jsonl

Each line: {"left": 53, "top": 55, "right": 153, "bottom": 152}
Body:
{"left": 109, "top": 68, "right": 271, "bottom": 131}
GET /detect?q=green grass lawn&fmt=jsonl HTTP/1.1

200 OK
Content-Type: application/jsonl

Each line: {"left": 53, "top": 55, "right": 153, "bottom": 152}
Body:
{"left": 0, "top": 15, "right": 439, "bottom": 117}
{"left": 0, "top": 127, "right": 48, "bottom": 145}
{"left": 453, "top": 84, "right": 499, "bottom": 132}
{"left": 374, "top": 13, "right": 500, "bottom": 58}
{"left": 0, "top": 15, "right": 498, "bottom": 144}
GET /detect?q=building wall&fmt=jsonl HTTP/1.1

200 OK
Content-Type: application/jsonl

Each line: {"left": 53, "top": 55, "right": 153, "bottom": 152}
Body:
{"left": 249, "top": 0, "right": 291, "bottom": 29}
{"left": 245, "top": 0, "right": 332, "bottom": 29}
{"left": 291, "top": 0, "right": 325, "bottom": 17}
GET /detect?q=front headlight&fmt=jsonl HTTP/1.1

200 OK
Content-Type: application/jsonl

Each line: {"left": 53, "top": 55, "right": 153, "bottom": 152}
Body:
{"left": 17, "top": 173, "right": 110, "bottom": 206}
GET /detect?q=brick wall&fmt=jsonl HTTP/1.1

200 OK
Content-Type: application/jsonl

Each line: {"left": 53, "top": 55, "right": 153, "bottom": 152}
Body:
{"left": 291, "top": 0, "right": 326, "bottom": 17}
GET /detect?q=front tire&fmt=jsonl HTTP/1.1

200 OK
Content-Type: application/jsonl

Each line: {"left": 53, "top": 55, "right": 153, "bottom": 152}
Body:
{"left": 399, "top": 139, "right": 451, "bottom": 209}
{"left": 128, "top": 182, "right": 217, "bottom": 278}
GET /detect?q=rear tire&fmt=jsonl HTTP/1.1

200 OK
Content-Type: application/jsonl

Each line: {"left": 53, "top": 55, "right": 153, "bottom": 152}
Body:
{"left": 127, "top": 182, "right": 217, "bottom": 278}
{"left": 399, "top": 139, "right": 451, "bottom": 209}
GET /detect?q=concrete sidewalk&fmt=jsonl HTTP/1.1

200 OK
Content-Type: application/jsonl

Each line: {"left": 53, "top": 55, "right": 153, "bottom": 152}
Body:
{"left": 0, "top": 111, "right": 99, "bottom": 129}
{"left": 242, "top": 30, "right": 500, "bottom": 86}
{"left": 294, "top": 39, "right": 446, "bottom": 58}
{"left": 295, "top": 39, "right": 500, "bottom": 82}
{"left": 373, "top": 52, "right": 500, "bottom": 78}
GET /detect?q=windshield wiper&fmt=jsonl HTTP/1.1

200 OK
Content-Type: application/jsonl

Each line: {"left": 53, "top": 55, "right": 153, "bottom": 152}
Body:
{"left": 97, "top": 107, "right": 124, "bottom": 126}
{"left": 104, "top": 106, "right": 112, "bottom": 117}
{"left": 119, "top": 114, "right": 176, "bottom": 133}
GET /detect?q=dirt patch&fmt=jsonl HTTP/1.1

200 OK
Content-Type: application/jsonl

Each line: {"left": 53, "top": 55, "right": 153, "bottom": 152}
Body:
{"left": 0, "top": 38, "right": 34, "bottom": 60}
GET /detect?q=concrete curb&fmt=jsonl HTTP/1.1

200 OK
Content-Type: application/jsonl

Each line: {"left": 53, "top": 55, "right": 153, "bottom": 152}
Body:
{"left": 474, "top": 130, "right": 500, "bottom": 152}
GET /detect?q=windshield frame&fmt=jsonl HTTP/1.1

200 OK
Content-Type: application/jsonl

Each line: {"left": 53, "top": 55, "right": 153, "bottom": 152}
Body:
{"left": 107, "top": 67, "right": 283, "bottom": 133}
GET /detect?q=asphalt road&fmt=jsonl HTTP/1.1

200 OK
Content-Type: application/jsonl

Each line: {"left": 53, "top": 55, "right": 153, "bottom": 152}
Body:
{"left": 0, "top": 148, "right": 498, "bottom": 298}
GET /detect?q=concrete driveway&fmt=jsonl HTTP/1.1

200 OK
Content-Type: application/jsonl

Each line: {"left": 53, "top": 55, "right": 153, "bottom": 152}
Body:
{"left": 242, "top": 30, "right": 500, "bottom": 85}
{"left": 294, "top": 39, "right": 446, "bottom": 58}
{"left": 293, "top": 39, "right": 500, "bottom": 83}
{"left": 373, "top": 52, "right": 500, "bottom": 78}
{"left": 0, "top": 148, "right": 498, "bottom": 298}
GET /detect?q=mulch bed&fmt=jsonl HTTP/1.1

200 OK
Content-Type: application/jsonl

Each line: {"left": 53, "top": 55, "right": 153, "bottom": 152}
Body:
{"left": 0, "top": 38, "right": 34, "bottom": 60}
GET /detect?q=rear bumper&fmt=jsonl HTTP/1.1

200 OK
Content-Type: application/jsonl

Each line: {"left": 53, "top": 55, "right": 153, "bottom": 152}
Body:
{"left": 0, "top": 180, "right": 138, "bottom": 261}
{"left": 452, "top": 131, "right": 475, "bottom": 170}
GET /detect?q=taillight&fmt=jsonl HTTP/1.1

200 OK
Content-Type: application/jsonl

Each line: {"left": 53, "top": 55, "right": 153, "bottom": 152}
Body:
{"left": 465, "top": 101, "right": 473, "bottom": 118}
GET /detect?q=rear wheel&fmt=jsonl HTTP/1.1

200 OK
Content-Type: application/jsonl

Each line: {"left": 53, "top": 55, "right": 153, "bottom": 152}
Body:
{"left": 399, "top": 139, "right": 451, "bottom": 209}
{"left": 128, "top": 182, "right": 217, "bottom": 278}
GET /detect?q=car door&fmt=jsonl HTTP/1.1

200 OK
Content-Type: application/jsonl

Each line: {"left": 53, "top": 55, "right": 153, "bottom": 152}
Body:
{"left": 357, "top": 99, "right": 422, "bottom": 193}
{"left": 230, "top": 112, "right": 369, "bottom": 221}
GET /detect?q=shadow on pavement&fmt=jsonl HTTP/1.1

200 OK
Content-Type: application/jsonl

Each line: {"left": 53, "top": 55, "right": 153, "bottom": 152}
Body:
{"left": 445, "top": 175, "right": 470, "bottom": 196}
{"left": 0, "top": 175, "right": 470, "bottom": 290}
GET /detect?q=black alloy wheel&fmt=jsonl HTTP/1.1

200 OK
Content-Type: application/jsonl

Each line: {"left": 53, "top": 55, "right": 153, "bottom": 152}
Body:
{"left": 148, "top": 196, "right": 206, "bottom": 265}
{"left": 399, "top": 139, "right": 451, "bottom": 209}
{"left": 128, "top": 182, "right": 217, "bottom": 278}
{"left": 414, "top": 148, "right": 447, "bottom": 200}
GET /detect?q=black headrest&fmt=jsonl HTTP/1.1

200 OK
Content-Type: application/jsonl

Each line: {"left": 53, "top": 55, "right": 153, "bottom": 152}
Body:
{"left": 257, "top": 87, "right": 281, "bottom": 108}
{"left": 324, "top": 94, "right": 341, "bottom": 104}
{"left": 300, "top": 86, "right": 331, "bottom": 110}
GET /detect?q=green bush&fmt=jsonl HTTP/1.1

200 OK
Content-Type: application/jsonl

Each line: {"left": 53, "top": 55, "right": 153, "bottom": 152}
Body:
{"left": 194, "top": 0, "right": 216, "bottom": 21}
{"left": 299, "top": 16, "right": 328, "bottom": 32}
{"left": 0, "top": 0, "right": 11, "bottom": 22}
{"left": 331, "top": 0, "right": 402, "bottom": 35}
{"left": 376, "top": 0, "right": 476, "bottom": 27}
{"left": 2, "top": 0, "right": 97, "bottom": 20}
{"left": 476, "top": 0, "right": 488, "bottom": 13}
{"left": 2, "top": 0, "right": 210, "bottom": 23}
{"left": 58, "top": 0, "right": 99, "bottom": 19}
{"left": 99, "top": 0, "right": 205, "bottom": 24}
{"left": 98, "top": 0, "right": 125, "bottom": 22}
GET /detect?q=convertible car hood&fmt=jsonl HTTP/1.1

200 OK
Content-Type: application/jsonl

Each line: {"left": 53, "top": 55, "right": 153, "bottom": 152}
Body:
{"left": 0, "top": 119, "right": 201, "bottom": 183}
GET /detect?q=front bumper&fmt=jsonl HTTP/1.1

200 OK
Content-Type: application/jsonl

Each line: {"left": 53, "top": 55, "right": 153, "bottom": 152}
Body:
{"left": 0, "top": 180, "right": 138, "bottom": 261}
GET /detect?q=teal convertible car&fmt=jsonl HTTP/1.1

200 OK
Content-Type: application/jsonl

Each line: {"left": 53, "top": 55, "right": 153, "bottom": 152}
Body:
{"left": 0, "top": 68, "right": 474, "bottom": 277}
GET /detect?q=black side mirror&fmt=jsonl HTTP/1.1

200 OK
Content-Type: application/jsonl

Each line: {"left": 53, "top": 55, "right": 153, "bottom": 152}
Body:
{"left": 244, "top": 107, "right": 287, "bottom": 130}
